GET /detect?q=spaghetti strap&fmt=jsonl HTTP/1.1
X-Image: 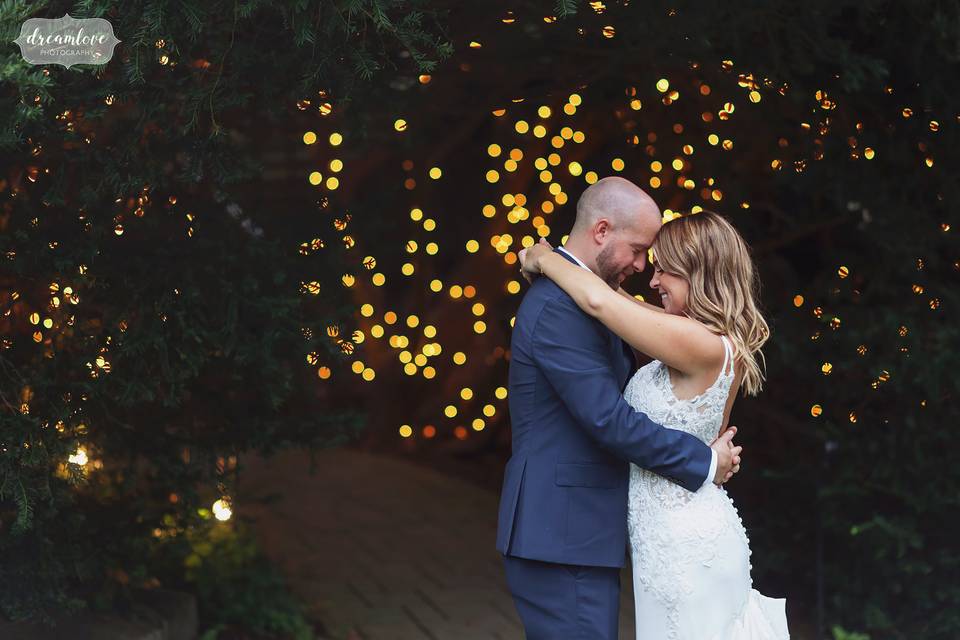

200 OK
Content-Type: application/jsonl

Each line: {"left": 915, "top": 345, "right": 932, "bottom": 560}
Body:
{"left": 719, "top": 335, "right": 734, "bottom": 377}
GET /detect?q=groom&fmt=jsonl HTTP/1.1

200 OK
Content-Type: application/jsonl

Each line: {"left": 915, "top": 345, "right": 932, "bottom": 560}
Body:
{"left": 496, "top": 177, "right": 742, "bottom": 638}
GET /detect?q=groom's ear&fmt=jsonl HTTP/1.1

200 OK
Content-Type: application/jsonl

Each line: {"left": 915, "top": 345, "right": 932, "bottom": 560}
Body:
{"left": 594, "top": 218, "right": 613, "bottom": 241}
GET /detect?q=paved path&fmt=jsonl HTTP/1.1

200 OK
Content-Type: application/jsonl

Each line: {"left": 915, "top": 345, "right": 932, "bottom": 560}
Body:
{"left": 238, "top": 448, "right": 638, "bottom": 639}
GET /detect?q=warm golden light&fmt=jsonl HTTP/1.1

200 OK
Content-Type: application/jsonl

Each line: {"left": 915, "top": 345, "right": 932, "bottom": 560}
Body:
{"left": 212, "top": 498, "right": 232, "bottom": 522}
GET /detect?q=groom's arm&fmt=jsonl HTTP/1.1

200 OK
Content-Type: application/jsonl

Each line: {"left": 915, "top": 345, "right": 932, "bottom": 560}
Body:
{"left": 532, "top": 295, "right": 714, "bottom": 492}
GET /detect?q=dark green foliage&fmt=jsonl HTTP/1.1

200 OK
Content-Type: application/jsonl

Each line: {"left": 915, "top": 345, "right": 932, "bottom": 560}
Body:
{"left": 0, "top": 0, "right": 450, "bottom": 622}
{"left": 154, "top": 520, "right": 315, "bottom": 640}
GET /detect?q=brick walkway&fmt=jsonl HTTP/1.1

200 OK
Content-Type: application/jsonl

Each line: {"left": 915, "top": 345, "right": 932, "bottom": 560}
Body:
{"left": 238, "top": 448, "right": 638, "bottom": 639}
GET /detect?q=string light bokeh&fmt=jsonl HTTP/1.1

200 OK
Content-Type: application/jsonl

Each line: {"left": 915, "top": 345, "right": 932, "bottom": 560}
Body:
{"left": 14, "top": 1, "right": 951, "bottom": 536}
{"left": 293, "top": 4, "right": 950, "bottom": 451}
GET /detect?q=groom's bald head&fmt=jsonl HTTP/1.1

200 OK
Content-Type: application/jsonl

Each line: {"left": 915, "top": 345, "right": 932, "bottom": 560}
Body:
{"left": 564, "top": 177, "right": 662, "bottom": 287}
{"left": 570, "top": 177, "right": 660, "bottom": 236}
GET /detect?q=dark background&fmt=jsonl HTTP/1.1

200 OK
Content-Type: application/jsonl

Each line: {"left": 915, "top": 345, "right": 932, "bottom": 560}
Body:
{"left": 2, "top": 1, "right": 958, "bottom": 637}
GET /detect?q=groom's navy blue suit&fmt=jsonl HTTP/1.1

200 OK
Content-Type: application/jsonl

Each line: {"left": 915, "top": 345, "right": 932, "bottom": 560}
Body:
{"left": 497, "top": 247, "right": 714, "bottom": 638}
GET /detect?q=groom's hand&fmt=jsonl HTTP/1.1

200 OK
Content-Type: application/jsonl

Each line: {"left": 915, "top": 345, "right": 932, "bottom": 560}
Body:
{"left": 710, "top": 426, "right": 742, "bottom": 485}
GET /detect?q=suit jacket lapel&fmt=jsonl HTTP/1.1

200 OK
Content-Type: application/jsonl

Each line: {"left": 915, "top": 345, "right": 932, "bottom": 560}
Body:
{"left": 615, "top": 334, "right": 634, "bottom": 393}
{"left": 554, "top": 247, "right": 636, "bottom": 390}
{"left": 623, "top": 338, "right": 638, "bottom": 375}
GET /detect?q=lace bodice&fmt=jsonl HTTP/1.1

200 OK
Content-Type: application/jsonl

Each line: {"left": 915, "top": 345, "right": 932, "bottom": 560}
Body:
{"left": 623, "top": 334, "right": 735, "bottom": 448}
{"left": 625, "top": 335, "right": 754, "bottom": 639}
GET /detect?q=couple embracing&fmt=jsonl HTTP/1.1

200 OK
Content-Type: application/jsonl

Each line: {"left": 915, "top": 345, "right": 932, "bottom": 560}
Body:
{"left": 497, "top": 176, "right": 790, "bottom": 639}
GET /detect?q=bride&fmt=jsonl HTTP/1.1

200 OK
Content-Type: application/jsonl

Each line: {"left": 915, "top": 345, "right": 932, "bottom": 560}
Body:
{"left": 519, "top": 210, "right": 789, "bottom": 640}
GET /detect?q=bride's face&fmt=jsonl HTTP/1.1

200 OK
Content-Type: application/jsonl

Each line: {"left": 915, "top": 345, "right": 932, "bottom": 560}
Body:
{"left": 649, "top": 261, "right": 689, "bottom": 315}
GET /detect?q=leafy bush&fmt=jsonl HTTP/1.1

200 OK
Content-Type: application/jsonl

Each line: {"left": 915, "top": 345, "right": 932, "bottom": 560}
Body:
{"left": 0, "top": 0, "right": 447, "bottom": 620}
{"left": 154, "top": 518, "right": 315, "bottom": 640}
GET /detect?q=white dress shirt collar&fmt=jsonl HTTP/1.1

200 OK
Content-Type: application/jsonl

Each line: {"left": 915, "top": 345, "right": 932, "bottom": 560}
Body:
{"left": 557, "top": 246, "right": 590, "bottom": 270}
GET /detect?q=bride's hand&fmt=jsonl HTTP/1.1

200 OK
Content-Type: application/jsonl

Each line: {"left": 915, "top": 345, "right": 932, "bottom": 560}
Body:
{"left": 518, "top": 238, "right": 555, "bottom": 282}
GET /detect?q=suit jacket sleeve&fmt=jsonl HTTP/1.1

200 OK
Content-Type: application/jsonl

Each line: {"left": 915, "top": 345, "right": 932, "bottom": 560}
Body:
{"left": 532, "top": 294, "right": 713, "bottom": 492}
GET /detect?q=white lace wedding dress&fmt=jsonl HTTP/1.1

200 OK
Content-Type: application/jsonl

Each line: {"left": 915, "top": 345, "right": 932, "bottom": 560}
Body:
{"left": 624, "top": 335, "right": 789, "bottom": 640}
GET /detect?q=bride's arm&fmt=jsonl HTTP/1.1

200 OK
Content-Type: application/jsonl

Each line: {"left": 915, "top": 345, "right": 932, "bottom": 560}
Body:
{"left": 529, "top": 249, "right": 723, "bottom": 375}
{"left": 617, "top": 287, "right": 666, "bottom": 314}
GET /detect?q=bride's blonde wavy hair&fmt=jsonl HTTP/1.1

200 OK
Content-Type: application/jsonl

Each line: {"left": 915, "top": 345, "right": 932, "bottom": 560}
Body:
{"left": 652, "top": 210, "right": 770, "bottom": 396}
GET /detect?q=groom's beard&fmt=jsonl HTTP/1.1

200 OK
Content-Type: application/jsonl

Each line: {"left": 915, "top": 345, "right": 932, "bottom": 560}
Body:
{"left": 595, "top": 244, "right": 625, "bottom": 290}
